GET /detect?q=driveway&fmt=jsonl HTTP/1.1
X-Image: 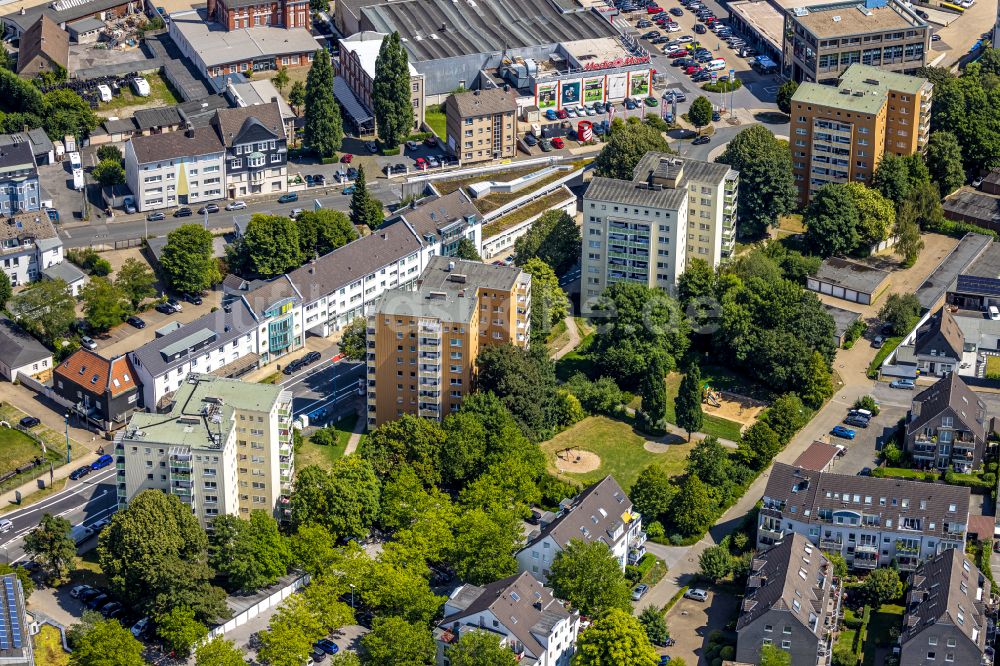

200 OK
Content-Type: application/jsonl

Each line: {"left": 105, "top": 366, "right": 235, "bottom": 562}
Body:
{"left": 663, "top": 590, "right": 738, "bottom": 665}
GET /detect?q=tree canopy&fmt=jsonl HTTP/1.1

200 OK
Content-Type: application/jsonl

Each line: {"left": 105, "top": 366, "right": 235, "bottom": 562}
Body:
{"left": 688, "top": 96, "right": 713, "bottom": 131}
{"left": 521, "top": 258, "right": 568, "bottom": 343}
{"left": 572, "top": 608, "right": 659, "bottom": 666}
{"left": 24, "top": 513, "right": 76, "bottom": 582}
{"left": 289, "top": 458, "right": 381, "bottom": 539}
{"left": 297, "top": 208, "right": 358, "bottom": 259}
{"left": 8, "top": 279, "right": 76, "bottom": 345}
{"left": 593, "top": 117, "right": 671, "bottom": 180}
{"left": 304, "top": 49, "right": 343, "bottom": 157}
{"left": 68, "top": 616, "right": 145, "bottom": 666}
{"left": 230, "top": 214, "right": 302, "bottom": 278}
{"left": 209, "top": 511, "right": 291, "bottom": 592}
{"left": 514, "top": 209, "right": 581, "bottom": 276}
{"left": 159, "top": 224, "right": 220, "bottom": 294}
{"left": 372, "top": 32, "right": 413, "bottom": 147}
{"left": 548, "top": 539, "right": 633, "bottom": 616}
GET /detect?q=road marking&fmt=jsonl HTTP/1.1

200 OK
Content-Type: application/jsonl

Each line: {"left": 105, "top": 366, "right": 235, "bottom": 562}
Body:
{"left": 293, "top": 381, "right": 362, "bottom": 417}
{"left": 763, "top": 86, "right": 778, "bottom": 94}
{"left": 2, "top": 468, "right": 116, "bottom": 527}
{"left": 278, "top": 357, "right": 341, "bottom": 389}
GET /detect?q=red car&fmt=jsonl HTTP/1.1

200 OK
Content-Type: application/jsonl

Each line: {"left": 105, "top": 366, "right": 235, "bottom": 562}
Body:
{"left": 340, "top": 153, "right": 353, "bottom": 163}
{"left": 686, "top": 65, "right": 702, "bottom": 75}
{"left": 667, "top": 49, "right": 688, "bottom": 58}
{"left": 551, "top": 137, "right": 565, "bottom": 149}
{"left": 414, "top": 157, "right": 427, "bottom": 170}
{"left": 556, "top": 109, "right": 568, "bottom": 119}
{"left": 646, "top": 4, "right": 661, "bottom": 12}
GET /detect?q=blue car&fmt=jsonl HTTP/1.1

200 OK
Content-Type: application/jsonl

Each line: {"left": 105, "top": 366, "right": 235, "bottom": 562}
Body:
{"left": 91, "top": 454, "right": 114, "bottom": 470}
{"left": 314, "top": 639, "right": 339, "bottom": 655}
{"left": 831, "top": 425, "right": 856, "bottom": 440}
{"left": 545, "top": 109, "right": 558, "bottom": 120}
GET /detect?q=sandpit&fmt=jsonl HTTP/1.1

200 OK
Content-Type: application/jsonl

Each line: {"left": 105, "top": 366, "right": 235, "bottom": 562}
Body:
{"left": 554, "top": 447, "right": 602, "bottom": 474}
{"left": 703, "top": 390, "right": 766, "bottom": 427}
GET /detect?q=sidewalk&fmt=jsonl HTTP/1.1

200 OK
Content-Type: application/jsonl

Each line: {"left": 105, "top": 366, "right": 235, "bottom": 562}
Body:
{"left": 344, "top": 409, "right": 367, "bottom": 456}
{"left": 550, "top": 317, "right": 582, "bottom": 361}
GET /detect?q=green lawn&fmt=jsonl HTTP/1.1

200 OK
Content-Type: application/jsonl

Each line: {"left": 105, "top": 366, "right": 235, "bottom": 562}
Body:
{"left": 863, "top": 605, "right": 904, "bottom": 666}
{"left": 98, "top": 72, "right": 179, "bottom": 112}
{"left": 867, "top": 337, "right": 903, "bottom": 378}
{"left": 425, "top": 104, "right": 447, "bottom": 138}
{"left": 540, "top": 415, "right": 693, "bottom": 489}
{"left": 0, "top": 427, "right": 47, "bottom": 473}
{"left": 295, "top": 413, "right": 358, "bottom": 469}
{"left": 33, "top": 624, "right": 69, "bottom": 666}
{"left": 987, "top": 355, "right": 1000, "bottom": 380}
{"left": 555, "top": 332, "right": 597, "bottom": 382}
{"left": 663, "top": 373, "right": 744, "bottom": 442}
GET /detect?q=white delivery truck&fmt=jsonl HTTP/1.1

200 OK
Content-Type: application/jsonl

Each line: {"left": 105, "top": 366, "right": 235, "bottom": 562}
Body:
{"left": 69, "top": 151, "right": 82, "bottom": 170}
{"left": 72, "top": 168, "right": 85, "bottom": 191}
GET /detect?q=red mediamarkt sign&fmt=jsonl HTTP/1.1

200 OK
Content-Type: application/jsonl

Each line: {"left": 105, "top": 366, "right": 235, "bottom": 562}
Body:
{"left": 582, "top": 55, "right": 650, "bottom": 71}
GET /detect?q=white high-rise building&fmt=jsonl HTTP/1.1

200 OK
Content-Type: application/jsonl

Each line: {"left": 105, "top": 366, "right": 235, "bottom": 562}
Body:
{"left": 581, "top": 152, "right": 738, "bottom": 313}
{"left": 115, "top": 374, "right": 293, "bottom": 529}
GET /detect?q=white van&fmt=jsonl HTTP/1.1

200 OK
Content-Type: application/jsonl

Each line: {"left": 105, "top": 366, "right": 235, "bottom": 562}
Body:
{"left": 131, "top": 76, "right": 151, "bottom": 97}
{"left": 708, "top": 58, "right": 727, "bottom": 71}
{"left": 96, "top": 84, "right": 112, "bottom": 103}
{"left": 990, "top": 305, "right": 1000, "bottom": 320}
{"left": 69, "top": 151, "right": 81, "bottom": 169}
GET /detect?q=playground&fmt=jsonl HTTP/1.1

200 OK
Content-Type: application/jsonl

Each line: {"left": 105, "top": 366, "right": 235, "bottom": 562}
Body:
{"left": 553, "top": 447, "right": 602, "bottom": 474}
{"left": 701, "top": 385, "right": 767, "bottom": 431}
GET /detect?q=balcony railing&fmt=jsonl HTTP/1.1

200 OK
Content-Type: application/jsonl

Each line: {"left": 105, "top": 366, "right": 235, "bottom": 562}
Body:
{"left": 759, "top": 525, "right": 785, "bottom": 541}
{"left": 820, "top": 537, "right": 843, "bottom": 550}
{"left": 855, "top": 543, "right": 878, "bottom": 554}
{"left": 895, "top": 541, "right": 920, "bottom": 554}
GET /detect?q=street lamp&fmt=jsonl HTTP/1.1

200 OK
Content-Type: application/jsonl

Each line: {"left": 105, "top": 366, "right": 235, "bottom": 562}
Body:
{"left": 349, "top": 583, "right": 355, "bottom": 609}
{"left": 64, "top": 413, "right": 71, "bottom": 464}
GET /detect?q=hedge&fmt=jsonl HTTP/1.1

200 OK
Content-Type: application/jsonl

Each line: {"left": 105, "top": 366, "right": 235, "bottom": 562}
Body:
{"left": 702, "top": 79, "right": 743, "bottom": 93}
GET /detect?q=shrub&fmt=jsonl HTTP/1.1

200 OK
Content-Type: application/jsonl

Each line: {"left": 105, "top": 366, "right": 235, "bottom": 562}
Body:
{"left": 854, "top": 395, "right": 880, "bottom": 416}
{"left": 720, "top": 646, "right": 735, "bottom": 661}
{"left": 702, "top": 78, "right": 743, "bottom": 93}
{"left": 646, "top": 520, "right": 665, "bottom": 540}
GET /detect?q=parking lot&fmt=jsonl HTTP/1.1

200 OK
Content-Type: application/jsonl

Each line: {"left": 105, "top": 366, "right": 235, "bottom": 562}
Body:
{"left": 663, "top": 590, "right": 739, "bottom": 664}
{"left": 825, "top": 399, "right": 908, "bottom": 476}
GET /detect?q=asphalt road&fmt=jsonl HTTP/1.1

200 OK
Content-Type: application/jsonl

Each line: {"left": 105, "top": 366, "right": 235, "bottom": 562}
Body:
{"left": 60, "top": 180, "right": 402, "bottom": 249}
{"left": 0, "top": 468, "right": 117, "bottom": 564}
{"left": 279, "top": 354, "right": 366, "bottom": 425}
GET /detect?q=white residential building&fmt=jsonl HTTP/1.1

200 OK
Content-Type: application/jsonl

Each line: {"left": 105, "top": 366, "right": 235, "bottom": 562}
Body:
{"left": 581, "top": 152, "right": 738, "bottom": 313}
{"left": 434, "top": 572, "right": 580, "bottom": 666}
{"left": 124, "top": 126, "right": 226, "bottom": 212}
{"left": 759, "top": 463, "right": 971, "bottom": 572}
{"left": 116, "top": 373, "right": 293, "bottom": 528}
{"left": 516, "top": 476, "right": 644, "bottom": 583}
{"left": 0, "top": 211, "right": 63, "bottom": 287}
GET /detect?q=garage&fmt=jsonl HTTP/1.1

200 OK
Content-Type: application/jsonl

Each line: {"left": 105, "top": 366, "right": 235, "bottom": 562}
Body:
{"left": 807, "top": 257, "right": 891, "bottom": 306}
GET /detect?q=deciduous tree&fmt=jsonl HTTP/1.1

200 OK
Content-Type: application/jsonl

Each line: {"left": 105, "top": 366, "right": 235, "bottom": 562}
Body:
{"left": 361, "top": 616, "right": 436, "bottom": 666}
{"left": 8, "top": 279, "right": 76, "bottom": 345}
{"left": 68, "top": 616, "right": 145, "bottom": 666}
{"left": 513, "top": 209, "right": 581, "bottom": 275}
{"left": 688, "top": 96, "right": 713, "bottom": 132}
{"left": 894, "top": 201, "right": 924, "bottom": 268}
{"left": 475, "top": 344, "right": 562, "bottom": 442}
{"left": 114, "top": 257, "right": 156, "bottom": 308}
{"left": 304, "top": 49, "right": 343, "bottom": 157}
{"left": 289, "top": 81, "right": 305, "bottom": 115}
{"left": 454, "top": 238, "right": 481, "bottom": 261}
{"left": 687, "top": 436, "right": 730, "bottom": 488}
{"left": 776, "top": 80, "right": 798, "bottom": 114}
{"left": 92, "top": 159, "right": 125, "bottom": 186}
{"left": 670, "top": 474, "right": 714, "bottom": 537}
{"left": 159, "top": 224, "right": 220, "bottom": 294}
{"left": 548, "top": 539, "right": 632, "bottom": 616}
{"left": 879, "top": 292, "right": 921, "bottom": 336}
{"left": 195, "top": 637, "right": 246, "bottom": 666}
{"left": 630, "top": 464, "right": 676, "bottom": 524}
{"left": 804, "top": 184, "right": 861, "bottom": 256}
{"left": 24, "top": 513, "right": 76, "bottom": 582}
{"left": 0, "top": 272, "right": 11, "bottom": 310}
{"left": 450, "top": 508, "right": 520, "bottom": 585}
{"left": 674, "top": 363, "right": 702, "bottom": 440}
{"left": 209, "top": 511, "right": 291, "bottom": 592}
{"left": 925, "top": 131, "right": 965, "bottom": 196}
{"left": 156, "top": 606, "right": 207, "bottom": 657}
{"left": 737, "top": 421, "right": 782, "bottom": 470}
{"left": 359, "top": 414, "right": 446, "bottom": 484}
{"left": 80, "top": 277, "right": 129, "bottom": 332}
{"left": 521, "top": 258, "right": 568, "bottom": 342}
{"left": 843, "top": 182, "right": 894, "bottom": 248}
{"left": 231, "top": 214, "right": 302, "bottom": 278}
{"left": 699, "top": 545, "right": 734, "bottom": 582}
{"left": 296, "top": 208, "right": 358, "bottom": 259}
{"left": 873, "top": 154, "right": 915, "bottom": 207}
{"left": 445, "top": 630, "right": 518, "bottom": 666}
{"left": 273, "top": 67, "right": 290, "bottom": 93}
{"left": 637, "top": 605, "right": 669, "bottom": 647}
{"left": 862, "top": 567, "right": 902, "bottom": 609}
{"left": 572, "top": 608, "right": 659, "bottom": 666}
{"left": 592, "top": 117, "right": 671, "bottom": 180}
{"left": 372, "top": 32, "right": 413, "bottom": 147}
{"left": 288, "top": 459, "right": 380, "bottom": 539}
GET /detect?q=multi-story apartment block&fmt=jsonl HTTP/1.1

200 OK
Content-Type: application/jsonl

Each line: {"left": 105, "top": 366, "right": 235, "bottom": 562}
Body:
{"left": 223, "top": 273, "right": 304, "bottom": 360}
{"left": 736, "top": 533, "right": 842, "bottom": 666}
{"left": 516, "top": 476, "right": 644, "bottom": 583}
{"left": 782, "top": 0, "right": 928, "bottom": 84}
{"left": 54, "top": 350, "right": 140, "bottom": 434}
{"left": 338, "top": 31, "right": 425, "bottom": 134}
{"left": 0, "top": 142, "right": 40, "bottom": 216}
{"left": 444, "top": 88, "right": 518, "bottom": 165}
{"left": 124, "top": 127, "right": 226, "bottom": 212}
{"left": 434, "top": 572, "right": 581, "bottom": 666}
{"left": 116, "top": 373, "right": 293, "bottom": 528}
{"left": 899, "top": 549, "right": 993, "bottom": 666}
{"left": 759, "top": 463, "right": 971, "bottom": 572}
{"left": 215, "top": 102, "right": 288, "bottom": 199}
{"left": 904, "top": 373, "right": 990, "bottom": 474}
{"left": 790, "top": 64, "right": 932, "bottom": 204}
{"left": 0, "top": 212, "right": 63, "bottom": 287}
{"left": 581, "top": 152, "right": 737, "bottom": 313}
{"left": 206, "top": 0, "right": 309, "bottom": 31}
{"left": 365, "top": 256, "right": 529, "bottom": 426}
{"left": 387, "top": 190, "right": 482, "bottom": 265}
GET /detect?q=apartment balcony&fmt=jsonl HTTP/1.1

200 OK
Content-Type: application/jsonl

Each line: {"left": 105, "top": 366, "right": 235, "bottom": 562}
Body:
{"left": 418, "top": 364, "right": 440, "bottom": 374}
{"left": 895, "top": 540, "right": 920, "bottom": 554}
{"left": 115, "top": 462, "right": 126, "bottom": 471}
{"left": 418, "top": 407, "right": 440, "bottom": 419}
{"left": 278, "top": 408, "right": 291, "bottom": 418}
{"left": 759, "top": 525, "right": 785, "bottom": 541}
{"left": 855, "top": 542, "right": 879, "bottom": 554}
{"left": 173, "top": 485, "right": 193, "bottom": 496}
{"left": 897, "top": 557, "right": 919, "bottom": 572}
{"left": 820, "top": 537, "right": 844, "bottom": 550}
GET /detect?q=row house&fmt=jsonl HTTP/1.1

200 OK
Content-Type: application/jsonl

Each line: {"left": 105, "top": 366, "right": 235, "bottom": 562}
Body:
{"left": 516, "top": 476, "right": 644, "bottom": 583}
{"left": 904, "top": 373, "right": 991, "bottom": 473}
{"left": 0, "top": 212, "right": 63, "bottom": 287}
{"left": 758, "top": 463, "right": 971, "bottom": 572}
{"left": 0, "top": 142, "right": 40, "bottom": 216}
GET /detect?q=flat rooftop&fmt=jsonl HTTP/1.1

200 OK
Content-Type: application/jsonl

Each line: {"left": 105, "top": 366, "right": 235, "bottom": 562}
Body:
{"left": 562, "top": 37, "right": 630, "bottom": 66}
{"left": 340, "top": 31, "right": 420, "bottom": 79}
{"left": 360, "top": 0, "right": 619, "bottom": 61}
{"left": 170, "top": 9, "right": 320, "bottom": 67}
{"left": 791, "top": 0, "right": 925, "bottom": 38}
{"left": 812, "top": 257, "right": 890, "bottom": 294}
{"left": 915, "top": 233, "right": 994, "bottom": 310}
{"left": 823, "top": 302, "right": 862, "bottom": 339}
{"left": 729, "top": 0, "right": 830, "bottom": 51}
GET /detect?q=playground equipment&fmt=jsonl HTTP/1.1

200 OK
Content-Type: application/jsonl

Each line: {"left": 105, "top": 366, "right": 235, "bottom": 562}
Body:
{"left": 702, "top": 385, "right": 722, "bottom": 408}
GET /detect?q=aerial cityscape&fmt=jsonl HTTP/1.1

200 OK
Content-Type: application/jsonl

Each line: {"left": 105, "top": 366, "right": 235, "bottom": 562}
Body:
{"left": 0, "top": 0, "right": 991, "bottom": 662}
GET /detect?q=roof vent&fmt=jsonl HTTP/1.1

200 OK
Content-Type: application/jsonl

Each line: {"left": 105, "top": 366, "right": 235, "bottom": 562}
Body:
{"left": 832, "top": 14, "right": 841, "bottom": 21}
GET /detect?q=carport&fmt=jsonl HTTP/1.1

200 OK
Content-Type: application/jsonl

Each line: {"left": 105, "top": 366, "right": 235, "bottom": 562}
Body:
{"left": 334, "top": 76, "right": 374, "bottom": 135}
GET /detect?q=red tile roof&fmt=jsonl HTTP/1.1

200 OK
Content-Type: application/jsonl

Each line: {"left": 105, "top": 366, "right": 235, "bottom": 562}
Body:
{"left": 55, "top": 349, "right": 137, "bottom": 397}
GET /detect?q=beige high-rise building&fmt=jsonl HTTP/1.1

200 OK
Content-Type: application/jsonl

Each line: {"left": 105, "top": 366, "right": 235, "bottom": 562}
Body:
{"left": 115, "top": 374, "right": 293, "bottom": 529}
{"left": 790, "top": 63, "right": 932, "bottom": 205}
{"left": 443, "top": 88, "right": 518, "bottom": 165}
{"left": 366, "top": 256, "right": 530, "bottom": 427}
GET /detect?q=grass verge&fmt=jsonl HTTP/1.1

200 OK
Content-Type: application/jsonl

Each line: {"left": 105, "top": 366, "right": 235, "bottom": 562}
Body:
{"left": 425, "top": 104, "right": 447, "bottom": 138}
{"left": 663, "top": 373, "right": 743, "bottom": 441}
{"left": 866, "top": 337, "right": 903, "bottom": 378}
{"left": 296, "top": 413, "right": 358, "bottom": 468}
{"left": 862, "top": 605, "right": 904, "bottom": 666}
{"left": 98, "top": 72, "right": 179, "bottom": 112}
{"left": 33, "top": 624, "right": 69, "bottom": 666}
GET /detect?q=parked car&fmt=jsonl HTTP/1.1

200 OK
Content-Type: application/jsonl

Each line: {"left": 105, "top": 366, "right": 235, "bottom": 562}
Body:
{"left": 314, "top": 639, "right": 339, "bottom": 655}
{"left": 78, "top": 588, "right": 102, "bottom": 604}
{"left": 126, "top": 316, "right": 146, "bottom": 329}
{"left": 278, "top": 193, "right": 299, "bottom": 204}
{"left": 184, "top": 293, "right": 203, "bottom": 305}
{"left": 100, "top": 602, "right": 123, "bottom": 618}
{"left": 155, "top": 303, "right": 174, "bottom": 315}
{"left": 684, "top": 588, "right": 709, "bottom": 602}
{"left": 551, "top": 137, "right": 565, "bottom": 149}
{"left": 644, "top": 96, "right": 659, "bottom": 107}
{"left": 872, "top": 335, "right": 886, "bottom": 348}
{"left": 303, "top": 351, "right": 322, "bottom": 365}
{"left": 343, "top": 185, "right": 356, "bottom": 195}
{"left": 91, "top": 455, "right": 114, "bottom": 471}
{"left": 146, "top": 211, "right": 165, "bottom": 222}
{"left": 424, "top": 137, "right": 438, "bottom": 147}
{"left": 225, "top": 200, "right": 247, "bottom": 211}
{"left": 524, "top": 133, "right": 538, "bottom": 147}
{"left": 405, "top": 140, "right": 418, "bottom": 151}
{"left": 890, "top": 379, "right": 916, "bottom": 390}
{"left": 197, "top": 203, "right": 219, "bottom": 215}
{"left": 70, "top": 466, "right": 92, "bottom": 481}
{"left": 0, "top": 519, "right": 12, "bottom": 534}
{"left": 694, "top": 23, "right": 706, "bottom": 33}
{"left": 70, "top": 585, "right": 92, "bottom": 599}
{"left": 173, "top": 207, "right": 192, "bottom": 218}
{"left": 671, "top": 6, "right": 683, "bottom": 14}
{"left": 18, "top": 416, "right": 40, "bottom": 428}
{"left": 87, "top": 594, "right": 111, "bottom": 610}
{"left": 365, "top": 141, "right": 378, "bottom": 153}
{"left": 80, "top": 335, "right": 98, "bottom": 350}
{"left": 712, "top": 110, "right": 721, "bottom": 121}
{"left": 539, "top": 139, "right": 553, "bottom": 152}
{"left": 340, "top": 153, "right": 353, "bottom": 163}
{"left": 631, "top": 584, "right": 649, "bottom": 601}
{"left": 314, "top": 174, "right": 326, "bottom": 185}
{"left": 130, "top": 617, "right": 150, "bottom": 638}
{"left": 844, "top": 415, "right": 869, "bottom": 429}
{"left": 831, "top": 425, "right": 856, "bottom": 440}
{"left": 692, "top": 135, "right": 711, "bottom": 145}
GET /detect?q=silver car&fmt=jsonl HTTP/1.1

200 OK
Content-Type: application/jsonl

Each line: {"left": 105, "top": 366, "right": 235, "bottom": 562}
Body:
{"left": 684, "top": 588, "right": 709, "bottom": 602}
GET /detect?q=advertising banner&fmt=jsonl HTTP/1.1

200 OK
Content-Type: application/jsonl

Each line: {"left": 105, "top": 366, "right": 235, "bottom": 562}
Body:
{"left": 537, "top": 83, "right": 557, "bottom": 109}
{"left": 583, "top": 77, "right": 605, "bottom": 103}
{"left": 607, "top": 73, "right": 627, "bottom": 100}
{"left": 629, "top": 71, "right": 649, "bottom": 98}
{"left": 561, "top": 80, "right": 581, "bottom": 106}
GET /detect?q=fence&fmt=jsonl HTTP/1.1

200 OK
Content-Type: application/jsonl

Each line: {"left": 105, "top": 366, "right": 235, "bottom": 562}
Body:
{"left": 207, "top": 572, "right": 310, "bottom": 639}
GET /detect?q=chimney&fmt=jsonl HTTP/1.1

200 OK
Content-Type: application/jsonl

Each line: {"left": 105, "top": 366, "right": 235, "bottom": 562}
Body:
{"left": 19, "top": 7, "right": 24, "bottom": 15}
{"left": 185, "top": 126, "right": 194, "bottom": 138}
{"left": 447, "top": 261, "right": 455, "bottom": 271}
{"left": 206, "top": 0, "right": 217, "bottom": 20}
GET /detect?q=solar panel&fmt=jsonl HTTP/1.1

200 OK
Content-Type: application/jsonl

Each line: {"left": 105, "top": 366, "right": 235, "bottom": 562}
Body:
{"left": 957, "top": 274, "right": 1000, "bottom": 298}
{"left": 4, "top": 577, "right": 19, "bottom": 649}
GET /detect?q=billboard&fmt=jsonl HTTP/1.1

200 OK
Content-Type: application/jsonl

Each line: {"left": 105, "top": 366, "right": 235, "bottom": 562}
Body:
{"left": 629, "top": 71, "right": 650, "bottom": 98}
{"left": 561, "top": 80, "right": 581, "bottom": 106}
{"left": 607, "top": 73, "right": 627, "bottom": 100}
{"left": 537, "top": 83, "right": 557, "bottom": 109}
{"left": 583, "top": 77, "right": 605, "bottom": 103}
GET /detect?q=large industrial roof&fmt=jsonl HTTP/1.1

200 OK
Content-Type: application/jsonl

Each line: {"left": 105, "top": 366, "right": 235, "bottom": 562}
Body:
{"left": 360, "top": 0, "right": 619, "bottom": 61}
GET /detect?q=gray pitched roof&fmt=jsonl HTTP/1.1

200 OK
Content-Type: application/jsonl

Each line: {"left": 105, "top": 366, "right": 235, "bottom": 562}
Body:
{"left": 901, "top": 548, "right": 990, "bottom": 651}
{"left": 41, "top": 261, "right": 85, "bottom": 285}
{"left": 133, "top": 107, "right": 183, "bottom": 131}
{"left": 215, "top": 101, "right": 286, "bottom": 144}
{"left": 16, "top": 16, "right": 68, "bottom": 73}
{"left": 239, "top": 274, "right": 300, "bottom": 319}
{"left": 0, "top": 212, "right": 58, "bottom": 249}
{"left": 395, "top": 190, "right": 479, "bottom": 241}
{"left": 812, "top": 257, "right": 890, "bottom": 295}
{"left": 908, "top": 373, "right": 988, "bottom": 442}
{"left": 445, "top": 88, "right": 517, "bottom": 119}
{"left": 287, "top": 223, "right": 422, "bottom": 305}
{"left": 737, "top": 533, "right": 834, "bottom": 635}
{"left": 0, "top": 318, "right": 50, "bottom": 368}
{"left": 0, "top": 142, "right": 36, "bottom": 170}
{"left": 763, "top": 462, "right": 971, "bottom": 541}
{"left": 914, "top": 307, "right": 965, "bottom": 360}
{"left": 129, "top": 126, "right": 225, "bottom": 164}
{"left": 129, "top": 299, "right": 257, "bottom": 378}
{"left": 525, "top": 475, "right": 635, "bottom": 550}
{"left": 440, "top": 572, "right": 573, "bottom": 660}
